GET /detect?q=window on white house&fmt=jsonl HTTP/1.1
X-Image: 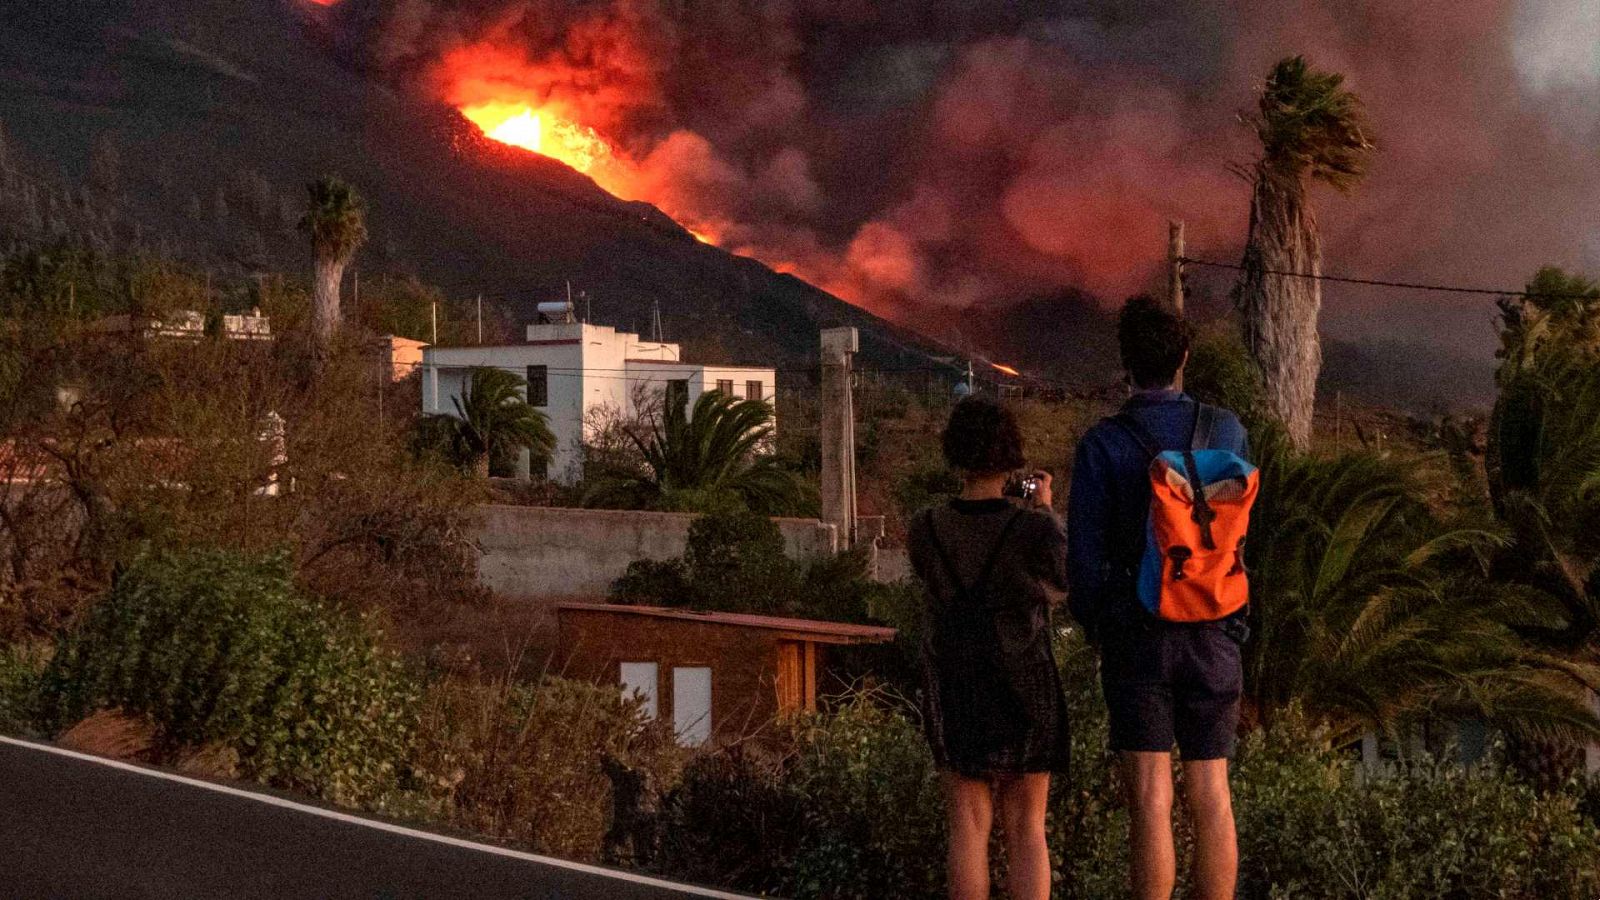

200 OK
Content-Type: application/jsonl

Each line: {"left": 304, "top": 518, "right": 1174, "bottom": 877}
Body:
{"left": 525, "top": 365, "right": 548, "bottom": 407}
{"left": 716, "top": 379, "right": 734, "bottom": 396}
{"left": 746, "top": 380, "right": 763, "bottom": 402}
{"left": 619, "top": 662, "right": 659, "bottom": 720}
{"left": 672, "top": 666, "right": 712, "bottom": 746}
{"left": 666, "top": 379, "right": 689, "bottom": 413}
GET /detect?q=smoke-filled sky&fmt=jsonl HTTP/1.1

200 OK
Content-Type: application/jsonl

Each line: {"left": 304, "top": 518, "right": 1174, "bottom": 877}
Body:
{"left": 328, "top": 0, "right": 1600, "bottom": 353}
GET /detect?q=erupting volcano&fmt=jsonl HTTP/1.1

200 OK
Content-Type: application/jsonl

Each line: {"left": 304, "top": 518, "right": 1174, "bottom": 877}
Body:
{"left": 436, "top": 42, "right": 740, "bottom": 254}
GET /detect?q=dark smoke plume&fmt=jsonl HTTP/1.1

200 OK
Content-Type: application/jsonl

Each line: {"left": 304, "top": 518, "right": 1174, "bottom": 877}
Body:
{"left": 331, "top": 0, "right": 1600, "bottom": 352}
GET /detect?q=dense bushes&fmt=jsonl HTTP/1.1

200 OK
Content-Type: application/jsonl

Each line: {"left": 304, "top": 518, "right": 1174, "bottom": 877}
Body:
{"left": 654, "top": 633, "right": 1600, "bottom": 899}
{"left": 656, "top": 694, "right": 945, "bottom": 898}
{"left": 0, "top": 641, "right": 44, "bottom": 737}
{"left": 611, "top": 510, "right": 886, "bottom": 623}
{"left": 412, "top": 675, "right": 683, "bottom": 862}
{"left": 39, "top": 549, "right": 417, "bottom": 807}
{"left": 1233, "top": 714, "right": 1600, "bottom": 899}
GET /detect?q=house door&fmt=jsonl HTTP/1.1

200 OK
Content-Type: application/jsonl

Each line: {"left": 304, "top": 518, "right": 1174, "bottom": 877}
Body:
{"left": 672, "top": 666, "right": 712, "bottom": 746}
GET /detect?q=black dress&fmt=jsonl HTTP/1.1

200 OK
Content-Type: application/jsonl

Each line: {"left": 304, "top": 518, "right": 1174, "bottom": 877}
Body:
{"left": 908, "top": 497, "right": 1072, "bottom": 777}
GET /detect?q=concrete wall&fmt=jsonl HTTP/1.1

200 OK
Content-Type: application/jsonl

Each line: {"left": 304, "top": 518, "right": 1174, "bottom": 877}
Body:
{"left": 472, "top": 505, "right": 839, "bottom": 600}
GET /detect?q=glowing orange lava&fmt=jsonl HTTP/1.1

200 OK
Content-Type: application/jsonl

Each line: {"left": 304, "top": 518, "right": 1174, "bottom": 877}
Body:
{"left": 460, "top": 101, "right": 615, "bottom": 177}
{"left": 991, "top": 362, "right": 1021, "bottom": 377}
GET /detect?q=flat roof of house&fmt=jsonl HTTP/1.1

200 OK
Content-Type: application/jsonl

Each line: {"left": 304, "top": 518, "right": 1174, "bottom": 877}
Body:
{"left": 556, "top": 602, "right": 896, "bottom": 644}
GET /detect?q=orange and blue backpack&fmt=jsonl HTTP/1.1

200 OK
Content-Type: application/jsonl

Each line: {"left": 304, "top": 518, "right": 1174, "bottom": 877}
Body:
{"left": 1110, "top": 403, "right": 1258, "bottom": 623}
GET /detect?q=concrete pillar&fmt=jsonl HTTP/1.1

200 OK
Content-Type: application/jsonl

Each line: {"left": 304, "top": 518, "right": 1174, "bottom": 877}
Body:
{"left": 820, "top": 327, "right": 858, "bottom": 548}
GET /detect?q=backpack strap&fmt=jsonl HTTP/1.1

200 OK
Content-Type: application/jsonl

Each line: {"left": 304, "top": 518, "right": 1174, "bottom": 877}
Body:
{"left": 1181, "top": 450, "right": 1219, "bottom": 551}
{"left": 1109, "top": 412, "right": 1162, "bottom": 464}
{"left": 922, "top": 506, "right": 1024, "bottom": 607}
{"left": 1191, "top": 402, "right": 1217, "bottom": 451}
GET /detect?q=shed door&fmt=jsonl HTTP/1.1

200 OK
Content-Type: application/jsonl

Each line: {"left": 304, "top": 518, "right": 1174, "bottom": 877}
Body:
{"left": 619, "top": 662, "right": 659, "bottom": 721}
{"left": 672, "top": 666, "right": 713, "bottom": 746}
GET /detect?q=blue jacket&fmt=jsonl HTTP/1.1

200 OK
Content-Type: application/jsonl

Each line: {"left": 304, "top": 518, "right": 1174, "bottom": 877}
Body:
{"left": 1065, "top": 389, "right": 1250, "bottom": 643}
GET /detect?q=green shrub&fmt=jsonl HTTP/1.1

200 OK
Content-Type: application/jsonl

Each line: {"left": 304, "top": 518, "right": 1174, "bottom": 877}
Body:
{"left": 0, "top": 642, "right": 47, "bottom": 737}
{"left": 413, "top": 676, "right": 682, "bottom": 863}
{"left": 891, "top": 463, "right": 960, "bottom": 524}
{"left": 611, "top": 558, "right": 693, "bottom": 606}
{"left": 781, "top": 694, "right": 948, "bottom": 899}
{"left": 40, "top": 549, "right": 417, "bottom": 807}
{"left": 681, "top": 511, "right": 798, "bottom": 613}
{"left": 1186, "top": 326, "right": 1266, "bottom": 428}
{"left": 1233, "top": 712, "right": 1600, "bottom": 899}
{"left": 656, "top": 749, "right": 809, "bottom": 893}
{"left": 614, "top": 511, "right": 885, "bottom": 623}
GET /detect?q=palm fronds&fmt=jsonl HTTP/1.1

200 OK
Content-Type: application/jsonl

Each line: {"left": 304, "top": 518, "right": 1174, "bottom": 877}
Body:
{"left": 417, "top": 367, "right": 555, "bottom": 477}
{"left": 298, "top": 176, "right": 368, "bottom": 264}
{"left": 1245, "top": 426, "right": 1599, "bottom": 747}
{"left": 586, "top": 390, "right": 805, "bottom": 515}
{"left": 1244, "top": 55, "right": 1375, "bottom": 192}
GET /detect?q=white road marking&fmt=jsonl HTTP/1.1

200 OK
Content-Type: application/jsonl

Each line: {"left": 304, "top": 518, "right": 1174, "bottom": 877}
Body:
{"left": 0, "top": 735, "right": 755, "bottom": 899}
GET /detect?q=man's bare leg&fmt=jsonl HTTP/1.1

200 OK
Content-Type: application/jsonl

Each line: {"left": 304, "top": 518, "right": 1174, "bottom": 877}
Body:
{"left": 943, "top": 772, "right": 994, "bottom": 900}
{"left": 1183, "top": 758, "right": 1237, "bottom": 900}
{"left": 1122, "top": 751, "right": 1176, "bottom": 900}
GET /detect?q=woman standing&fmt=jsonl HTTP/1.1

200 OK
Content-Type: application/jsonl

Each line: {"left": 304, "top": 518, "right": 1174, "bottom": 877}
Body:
{"left": 909, "top": 397, "right": 1071, "bottom": 900}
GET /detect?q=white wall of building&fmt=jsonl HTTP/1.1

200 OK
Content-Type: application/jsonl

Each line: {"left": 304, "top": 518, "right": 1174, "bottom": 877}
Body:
{"left": 422, "top": 321, "right": 775, "bottom": 484}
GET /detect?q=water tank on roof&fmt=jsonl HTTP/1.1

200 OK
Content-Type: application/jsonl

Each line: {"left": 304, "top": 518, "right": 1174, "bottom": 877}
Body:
{"left": 535, "top": 301, "right": 576, "bottom": 324}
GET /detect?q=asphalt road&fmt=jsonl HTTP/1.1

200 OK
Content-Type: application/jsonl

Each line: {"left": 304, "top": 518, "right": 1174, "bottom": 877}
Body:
{"left": 0, "top": 737, "right": 755, "bottom": 900}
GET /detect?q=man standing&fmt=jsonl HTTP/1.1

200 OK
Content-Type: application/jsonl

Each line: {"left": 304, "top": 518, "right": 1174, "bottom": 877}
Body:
{"left": 1067, "top": 296, "right": 1252, "bottom": 900}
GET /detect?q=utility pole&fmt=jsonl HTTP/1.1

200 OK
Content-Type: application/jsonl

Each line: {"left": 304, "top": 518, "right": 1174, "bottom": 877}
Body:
{"left": 476, "top": 294, "right": 483, "bottom": 344}
{"left": 1168, "top": 221, "right": 1186, "bottom": 391}
{"left": 966, "top": 360, "right": 974, "bottom": 396}
{"left": 1167, "top": 220, "right": 1186, "bottom": 315}
{"left": 820, "top": 327, "right": 859, "bottom": 549}
{"left": 430, "top": 301, "right": 437, "bottom": 345}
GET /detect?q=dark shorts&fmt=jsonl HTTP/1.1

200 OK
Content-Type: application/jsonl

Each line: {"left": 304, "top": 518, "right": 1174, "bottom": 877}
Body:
{"left": 1100, "top": 621, "right": 1243, "bottom": 760}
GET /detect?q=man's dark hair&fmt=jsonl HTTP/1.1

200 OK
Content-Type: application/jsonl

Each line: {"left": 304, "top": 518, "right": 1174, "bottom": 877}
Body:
{"left": 942, "top": 397, "right": 1026, "bottom": 475}
{"left": 1118, "top": 295, "right": 1195, "bottom": 389}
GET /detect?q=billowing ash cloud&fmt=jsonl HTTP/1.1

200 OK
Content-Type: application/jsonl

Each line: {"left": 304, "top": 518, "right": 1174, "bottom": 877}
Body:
{"left": 331, "top": 0, "right": 1600, "bottom": 348}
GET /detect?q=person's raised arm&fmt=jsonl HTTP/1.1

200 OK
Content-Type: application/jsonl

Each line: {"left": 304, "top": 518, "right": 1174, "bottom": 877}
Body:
{"left": 1066, "top": 436, "right": 1111, "bottom": 645}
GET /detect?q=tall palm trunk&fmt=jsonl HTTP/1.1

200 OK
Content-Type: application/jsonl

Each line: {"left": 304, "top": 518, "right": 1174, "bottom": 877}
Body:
{"left": 312, "top": 254, "right": 345, "bottom": 356}
{"left": 1240, "top": 167, "right": 1322, "bottom": 450}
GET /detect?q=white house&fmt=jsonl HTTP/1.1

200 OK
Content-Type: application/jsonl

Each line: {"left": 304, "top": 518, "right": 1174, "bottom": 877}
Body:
{"left": 421, "top": 318, "right": 777, "bottom": 483}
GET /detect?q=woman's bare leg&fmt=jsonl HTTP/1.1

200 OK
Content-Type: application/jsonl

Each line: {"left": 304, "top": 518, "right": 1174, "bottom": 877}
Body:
{"left": 996, "top": 773, "right": 1053, "bottom": 900}
{"left": 943, "top": 771, "right": 994, "bottom": 900}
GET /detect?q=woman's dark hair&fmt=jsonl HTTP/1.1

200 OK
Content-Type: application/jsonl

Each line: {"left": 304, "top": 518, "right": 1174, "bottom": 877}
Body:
{"left": 942, "top": 397, "right": 1026, "bottom": 475}
{"left": 1118, "top": 295, "right": 1195, "bottom": 389}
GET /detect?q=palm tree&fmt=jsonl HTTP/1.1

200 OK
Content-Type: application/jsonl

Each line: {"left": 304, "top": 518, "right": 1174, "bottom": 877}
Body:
{"left": 1486, "top": 269, "right": 1600, "bottom": 787}
{"left": 1236, "top": 56, "right": 1375, "bottom": 450}
{"left": 418, "top": 367, "right": 555, "bottom": 478}
{"left": 297, "top": 176, "right": 367, "bottom": 357}
{"left": 1244, "top": 425, "right": 1600, "bottom": 750}
{"left": 587, "top": 390, "right": 804, "bottom": 515}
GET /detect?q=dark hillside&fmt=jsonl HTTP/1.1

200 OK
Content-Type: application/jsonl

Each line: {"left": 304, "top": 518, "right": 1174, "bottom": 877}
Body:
{"left": 0, "top": 0, "right": 944, "bottom": 369}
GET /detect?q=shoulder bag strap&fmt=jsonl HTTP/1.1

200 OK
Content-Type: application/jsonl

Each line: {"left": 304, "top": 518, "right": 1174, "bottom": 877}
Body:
{"left": 924, "top": 507, "right": 1023, "bottom": 606}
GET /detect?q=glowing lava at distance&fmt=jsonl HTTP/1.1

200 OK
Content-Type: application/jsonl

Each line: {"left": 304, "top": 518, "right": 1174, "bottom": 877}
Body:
{"left": 438, "top": 43, "right": 742, "bottom": 255}
{"left": 459, "top": 101, "right": 614, "bottom": 176}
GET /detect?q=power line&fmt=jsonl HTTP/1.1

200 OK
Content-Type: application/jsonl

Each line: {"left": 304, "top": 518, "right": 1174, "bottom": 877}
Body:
{"left": 1181, "top": 256, "right": 1600, "bottom": 301}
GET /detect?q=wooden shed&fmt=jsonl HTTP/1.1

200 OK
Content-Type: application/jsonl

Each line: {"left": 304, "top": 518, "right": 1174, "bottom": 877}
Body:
{"left": 554, "top": 603, "right": 896, "bottom": 746}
